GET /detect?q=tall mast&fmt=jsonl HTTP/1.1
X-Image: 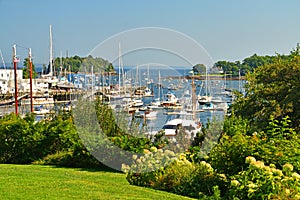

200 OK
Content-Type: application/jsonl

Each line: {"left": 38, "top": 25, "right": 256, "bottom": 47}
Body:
{"left": 49, "top": 24, "right": 53, "bottom": 77}
{"left": 238, "top": 68, "right": 241, "bottom": 93}
{"left": 91, "top": 65, "right": 94, "bottom": 97}
{"left": 60, "top": 51, "right": 63, "bottom": 77}
{"left": 158, "top": 70, "right": 161, "bottom": 100}
{"left": 191, "top": 72, "right": 196, "bottom": 121}
{"left": 135, "top": 64, "right": 139, "bottom": 88}
{"left": 118, "top": 43, "right": 121, "bottom": 95}
{"left": 29, "top": 48, "right": 34, "bottom": 113}
{"left": 0, "top": 50, "right": 6, "bottom": 69}
{"left": 13, "top": 45, "right": 19, "bottom": 114}
{"left": 205, "top": 66, "right": 208, "bottom": 96}
{"left": 147, "top": 64, "right": 150, "bottom": 83}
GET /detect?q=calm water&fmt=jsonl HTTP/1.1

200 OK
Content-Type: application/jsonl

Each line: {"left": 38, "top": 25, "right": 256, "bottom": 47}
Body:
{"left": 110, "top": 66, "right": 245, "bottom": 132}
{"left": 0, "top": 65, "right": 245, "bottom": 128}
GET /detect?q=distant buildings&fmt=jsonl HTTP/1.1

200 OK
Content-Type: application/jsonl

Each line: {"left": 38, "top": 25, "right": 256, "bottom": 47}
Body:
{"left": 0, "top": 69, "right": 23, "bottom": 94}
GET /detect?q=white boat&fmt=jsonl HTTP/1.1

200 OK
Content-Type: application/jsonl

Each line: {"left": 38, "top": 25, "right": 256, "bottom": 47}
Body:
{"left": 201, "top": 102, "right": 228, "bottom": 112}
{"left": 21, "top": 96, "right": 55, "bottom": 106}
{"left": 161, "top": 92, "right": 178, "bottom": 107}
{"left": 131, "top": 98, "right": 144, "bottom": 107}
{"left": 211, "top": 96, "right": 224, "bottom": 104}
{"left": 135, "top": 108, "right": 158, "bottom": 119}
{"left": 148, "top": 98, "right": 163, "bottom": 110}
{"left": 161, "top": 118, "right": 201, "bottom": 138}
{"left": 33, "top": 105, "right": 51, "bottom": 115}
{"left": 148, "top": 71, "right": 163, "bottom": 109}
{"left": 134, "top": 86, "right": 153, "bottom": 97}
{"left": 198, "top": 95, "right": 213, "bottom": 105}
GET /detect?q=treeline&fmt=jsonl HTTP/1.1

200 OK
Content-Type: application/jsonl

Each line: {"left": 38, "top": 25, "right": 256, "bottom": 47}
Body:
{"left": 193, "top": 45, "right": 300, "bottom": 76}
{"left": 45, "top": 55, "right": 115, "bottom": 74}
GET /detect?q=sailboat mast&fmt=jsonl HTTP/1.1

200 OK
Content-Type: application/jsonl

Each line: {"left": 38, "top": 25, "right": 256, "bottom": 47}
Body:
{"left": 29, "top": 48, "right": 34, "bottom": 113}
{"left": 0, "top": 50, "right": 6, "bottom": 69}
{"left": 205, "top": 66, "right": 208, "bottom": 96}
{"left": 91, "top": 65, "right": 94, "bottom": 97}
{"left": 192, "top": 73, "right": 196, "bottom": 121}
{"left": 13, "top": 45, "right": 18, "bottom": 115}
{"left": 147, "top": 64, "right": 150, "bottom": 83}
{"left": 118, "top": 43, "right": 121, "bottom": 95}
{"left": 158, "top": 70, "right": 161, "bottom": 100}
{"left": 238, "top": 68, "right": 241, "bottom": 93}
{"left": 49, "top": 24, "right": 53, "bottom": 77}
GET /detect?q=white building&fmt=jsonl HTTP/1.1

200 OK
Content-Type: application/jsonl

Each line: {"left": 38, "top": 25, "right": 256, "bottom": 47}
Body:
{"left": 0, "top": 69, "right": 23, "bottom": 94}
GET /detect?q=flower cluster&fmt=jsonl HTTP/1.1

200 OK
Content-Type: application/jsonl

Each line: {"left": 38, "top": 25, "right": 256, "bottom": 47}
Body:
{"left": 229, "top": 157, "right": 300, "bottom": 199}
{"left": 122, "top": 149, "right": 178, "bottom": 173}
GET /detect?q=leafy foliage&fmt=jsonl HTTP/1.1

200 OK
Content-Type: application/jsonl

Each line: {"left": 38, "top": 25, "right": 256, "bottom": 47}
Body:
{"left": 0, "top": 114, "right": 43, "bottom": 163}
{"left": 125, "top": 150, "right": 226, "bottom": 199}
{"left": 228, "top": 157, "right": 300, "bottom": 200}
{"left": 192, "top": 63, "right": 206, "bottom": 75}
{"left": 52, "top": 55, "right": 115, "bottom": 73}
{"left": 22, "top": 58, "right": 38, "bottom": 79}
{"left": 233, "top": 47, "right": 300, "bottom": 132}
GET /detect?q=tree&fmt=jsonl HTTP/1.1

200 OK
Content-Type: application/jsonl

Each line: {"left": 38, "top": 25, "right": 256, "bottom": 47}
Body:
{"left": 22, "top": 58, "right": 37, "bottom": 79}
{"left": 52, "top": 55, "right": 115, "bottom": 73}
{"left": 232, "top": 48, "right": 300, "bottom": 132}
{"left": 192, "top": 64, "right": 206, "bottom": 75}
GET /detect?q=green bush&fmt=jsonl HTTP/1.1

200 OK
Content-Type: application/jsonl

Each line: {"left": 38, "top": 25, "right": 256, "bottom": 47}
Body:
{"left": 159, "top": 160, "right": 226, "bottom": 198}
{"left": 125, "top": 151, "right": 226, "bottom": 199}
{"left": 208, "top": 133, "right": 259, "bottom": 176}
{"left": 125, "top": 149, "right": 177, "bottom": 187}
{"left": 33, "top": 148, "right": 107, "bottom": 169}
{"left": 0, "top": 114, "right": 44, "bottom": 163}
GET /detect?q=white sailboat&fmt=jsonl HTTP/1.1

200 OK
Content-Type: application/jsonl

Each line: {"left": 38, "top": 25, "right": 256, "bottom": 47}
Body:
{"left": 41, "top": 24, "right": 58, "bottom": 86}
{"left": 149, "top": 70, "right": 163, "bottom": 109}
{"left": 198, "top": 66, "right": 212, "bottom": 105}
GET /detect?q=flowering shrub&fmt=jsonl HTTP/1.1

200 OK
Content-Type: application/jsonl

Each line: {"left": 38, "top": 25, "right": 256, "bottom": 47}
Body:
{"left": 228, "top": 156, "right": 300, "bottom": 199}
{"left": 124, "top": 149, "right": 178, "bottom": 187}
{"left": 124, "top": 151, "right": 226, "bottom": 198}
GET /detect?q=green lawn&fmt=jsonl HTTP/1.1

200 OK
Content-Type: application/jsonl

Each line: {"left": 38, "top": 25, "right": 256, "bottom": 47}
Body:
{"left": 0, "top": 164, "right": 194, "bottom": 200}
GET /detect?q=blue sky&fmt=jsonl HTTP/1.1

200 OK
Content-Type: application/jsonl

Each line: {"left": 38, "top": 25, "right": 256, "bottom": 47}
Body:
{"left": 1, "top": 0, "right": 300, "bottom": 66}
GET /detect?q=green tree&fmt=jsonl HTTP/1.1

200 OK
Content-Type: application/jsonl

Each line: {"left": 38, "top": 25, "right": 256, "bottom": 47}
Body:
{"left": 233, "top": 48, "right": 300, "bottom": 132}
{"left": 23, "top": 58, "right": 37, "bottom": 79}
{"left": 192, "top": 64, "right": 206, "bottom": 75}
{"left": 53, "top": 55, "right": 115, "bottom": 73}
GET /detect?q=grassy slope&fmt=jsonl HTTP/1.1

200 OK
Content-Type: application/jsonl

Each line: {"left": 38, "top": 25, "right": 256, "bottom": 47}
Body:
{"left": 0, "top": 164, "right": 194, "bottom": 200}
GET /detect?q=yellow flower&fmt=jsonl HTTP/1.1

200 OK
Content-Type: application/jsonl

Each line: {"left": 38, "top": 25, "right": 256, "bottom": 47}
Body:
{"left": 248, "top": 182, "right": 257, "bottom": 189}
{"left": 219, "top": 174, "right": 227, "bottom": 180}
{"left": 150, "top": 146, "right": 157, "bottom": 153}
{"left": 292, "top": 172, "right": 300, "bottom": 180}
{"left": 143, "top": 149, "right": 151, "bottom": 154}
{"left": 231, "top": 180, "right": 240, "bottom": 187}
{"left": 271, "top": 168, "right": 283, "bottom": 177}
{"left": 294, "top": 194, "right": 300, "bottom": 200}
{"left": 132, "top": 154, "right": 138, "bottom": 160}
{"left": 245, "top": 156, "right": 256, "bottom": 164}
{"left": 121, "top": 164, "right": 130, "bottom": 173}
{"left": 253, "top": 161, "right": 265, "bottom": 169}
{"left": 283, "top": 163, "right": 294, "bottom": 173}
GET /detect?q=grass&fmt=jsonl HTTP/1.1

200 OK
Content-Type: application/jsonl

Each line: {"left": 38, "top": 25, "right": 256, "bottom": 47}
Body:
{"left": 0, "top": 164, "right": 194, "bottom": 200}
